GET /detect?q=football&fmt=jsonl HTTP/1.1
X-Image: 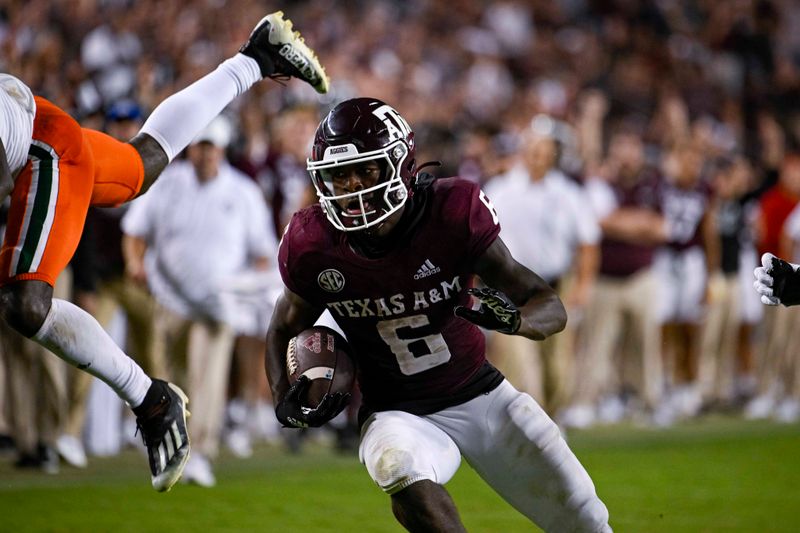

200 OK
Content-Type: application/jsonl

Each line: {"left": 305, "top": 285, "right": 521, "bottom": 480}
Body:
{"left": 286, "top": 326, "right": 356, "bottom": 408}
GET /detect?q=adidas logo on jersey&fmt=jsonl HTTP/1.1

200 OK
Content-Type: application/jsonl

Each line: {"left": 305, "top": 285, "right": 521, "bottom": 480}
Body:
{"left": 414, "top": 259, "right": 441, "bottom": 280}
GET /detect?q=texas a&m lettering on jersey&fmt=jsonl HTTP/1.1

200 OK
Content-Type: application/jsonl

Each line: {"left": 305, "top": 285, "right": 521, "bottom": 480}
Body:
{"left": 278, "top": 178, "right": 501, "bottom": 413}
{"left": 326, "top": 275, "right": 462, "bottom": 319}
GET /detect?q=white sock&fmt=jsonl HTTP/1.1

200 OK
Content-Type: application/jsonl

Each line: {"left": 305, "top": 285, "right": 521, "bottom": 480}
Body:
{"left": 139, "top": 53, "right": 262, "bottom": 162}
{"left": 32, "top": 299, "right": 152, "bottom": 407}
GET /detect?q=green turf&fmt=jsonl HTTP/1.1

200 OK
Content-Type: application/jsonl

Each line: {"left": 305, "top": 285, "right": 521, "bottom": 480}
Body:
{"left": 1, "top": 418, "right": 799, "bottom": 532}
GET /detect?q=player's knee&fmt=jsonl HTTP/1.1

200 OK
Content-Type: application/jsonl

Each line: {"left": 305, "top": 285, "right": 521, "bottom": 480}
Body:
{"left": 0, "top": 284, "right": 52, "bottom": 337}
{"left": 367, "top": 445, "right": 424, "bottom": 494}
{"left": 363, "top": 439, "right": 441, "bottom": 495}
{"left": 361, "top": 412, "right": 459, "bottom": 495}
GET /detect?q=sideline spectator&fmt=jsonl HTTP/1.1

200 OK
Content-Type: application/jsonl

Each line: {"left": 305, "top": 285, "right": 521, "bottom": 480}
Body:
{"left": 699, "top": 156, "right": 760, "bottom": 409}
{"left": 562, "top": 129, "right": 668, "bottom": 428}
{"left": 122, "top": 116, "right": 274, "bottom": 487}
{"left": 55, "top": 99, "right": 155, "bottom": 467}
{"left": 651, "top": 142, "right": 714, "bottom": 425}
{"left": 486, "top": 123, "right": 600, "bottom": 413}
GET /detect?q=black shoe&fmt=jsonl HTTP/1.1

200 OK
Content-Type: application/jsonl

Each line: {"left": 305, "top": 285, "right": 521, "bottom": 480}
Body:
{"left": 14, "top": 443, "right": 59, "bottom": 474}
{"left": 0, "top": 434, "right": 15, "bottom": 455}
{"left": 239, "top": 10, "right": 329, "bottom": 93}
{"left": 14, "top": 452, "right": 42, "bottom": 469}
{"left": 134, "top": 379, "right": 190, "bottom": 492}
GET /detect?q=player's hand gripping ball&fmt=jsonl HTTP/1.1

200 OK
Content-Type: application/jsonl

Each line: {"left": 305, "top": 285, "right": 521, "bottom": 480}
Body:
{"left": 275, "top": 326, "right": 355, "bottom": 428}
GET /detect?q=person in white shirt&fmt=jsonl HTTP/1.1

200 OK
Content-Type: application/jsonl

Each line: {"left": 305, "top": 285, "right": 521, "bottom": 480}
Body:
{"left": 0, "top": 12, "right": 328, "bottom": 490}
{"left": 486, "top": 128, "right": 600, "bottom": 413}
{"left": 122, "top": 116, "right": 275, "bottom": 487}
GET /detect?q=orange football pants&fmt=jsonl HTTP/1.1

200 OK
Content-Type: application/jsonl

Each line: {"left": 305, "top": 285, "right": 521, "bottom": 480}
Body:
{"left": 0, "top": 97, "right": 145, "bottom": 287}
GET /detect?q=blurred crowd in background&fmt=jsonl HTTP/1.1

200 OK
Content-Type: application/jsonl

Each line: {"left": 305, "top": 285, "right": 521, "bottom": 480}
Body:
{"left": 2, "top": 0, "right": 800, "bottom": 485}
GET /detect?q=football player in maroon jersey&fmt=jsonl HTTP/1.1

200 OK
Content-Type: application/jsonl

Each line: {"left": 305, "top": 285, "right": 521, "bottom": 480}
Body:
{"left": 266, "top": 98, "right": 611, "bottom": 532}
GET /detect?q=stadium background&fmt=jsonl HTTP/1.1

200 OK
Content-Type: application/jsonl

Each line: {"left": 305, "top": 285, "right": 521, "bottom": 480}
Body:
{"left": 2, "top": 0, "right": 800, "bottom": 531}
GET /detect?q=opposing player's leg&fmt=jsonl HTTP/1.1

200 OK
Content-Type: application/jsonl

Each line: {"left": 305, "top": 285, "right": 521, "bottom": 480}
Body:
{"left": 133, "top": 379, "right": 190, "bottom": 491}
{"left": 128, "top": 10, "right": 328, "bottom": 195}
{"left": 68, "top": 11, "right": 329, "bottom": 488}
{"left": 0, "top": 99, "right": 187, "bottom": 491}
{"left": 359, "top": 410, "right": 466, "bottom": 532}
{"left": 427, "top": 381, "right": 611, "bottom": 533}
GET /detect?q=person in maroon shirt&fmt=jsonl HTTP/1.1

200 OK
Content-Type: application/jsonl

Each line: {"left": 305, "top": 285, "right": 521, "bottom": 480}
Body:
{"left": 265, "top": 98, "right": 610, "bottom": 532}
{"left": 653, "top": 142, "right": 715, "bottom": 424}
{"left": 562, "top": 130, "right": 668, "bottom": 430}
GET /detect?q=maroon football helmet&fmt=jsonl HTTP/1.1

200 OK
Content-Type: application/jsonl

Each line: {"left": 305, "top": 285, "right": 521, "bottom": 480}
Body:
{"left": 307, "top": 98, "right": 416, "bottom": 231}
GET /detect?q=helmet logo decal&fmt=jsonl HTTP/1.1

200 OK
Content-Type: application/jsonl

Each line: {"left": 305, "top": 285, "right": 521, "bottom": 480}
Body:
{"left": 323, "top": 143, "right": 359, "bottom": 160}
{"left": 318, "top": 269, "right": 345, "bottom": 293}
{"left": 373, "top": 104, "right": 412, "bottom": 142}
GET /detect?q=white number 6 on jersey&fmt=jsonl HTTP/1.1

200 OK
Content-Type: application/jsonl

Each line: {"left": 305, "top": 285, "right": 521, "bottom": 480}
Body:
{"left": 376, "top": 315, "right": 452, "bottom": 375}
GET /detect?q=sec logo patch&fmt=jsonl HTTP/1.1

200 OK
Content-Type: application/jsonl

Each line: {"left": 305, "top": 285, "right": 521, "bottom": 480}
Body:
{"left": 317, "top": 269, "right": 345, "bottom": 293}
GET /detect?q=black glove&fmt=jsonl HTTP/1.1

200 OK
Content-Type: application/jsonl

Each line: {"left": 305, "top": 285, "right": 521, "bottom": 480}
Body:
{"left": 454, "top": 287, "right": 521, "bottom": 334}
{"left": 275, "top": 376, "right": 350, "bottom": 428}
{"left": 771, "top": 256, "right": 800, "bottom": 306}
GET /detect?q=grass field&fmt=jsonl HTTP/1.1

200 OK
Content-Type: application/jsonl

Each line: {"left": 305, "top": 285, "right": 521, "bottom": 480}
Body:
{"left": 2, "top": 417, "right": 799, "bottom": 532}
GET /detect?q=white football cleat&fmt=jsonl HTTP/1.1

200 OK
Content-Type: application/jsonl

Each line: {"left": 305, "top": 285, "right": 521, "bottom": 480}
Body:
{"left": 134, "top": 380, "right": 191, "bottom": 492}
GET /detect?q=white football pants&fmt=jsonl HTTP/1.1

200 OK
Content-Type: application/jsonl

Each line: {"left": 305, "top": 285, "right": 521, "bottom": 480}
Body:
{"left": 359, "top": 380, "right": 611, "bottom": 533}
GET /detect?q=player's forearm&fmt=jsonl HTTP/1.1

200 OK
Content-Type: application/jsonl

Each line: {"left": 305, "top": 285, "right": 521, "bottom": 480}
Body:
{"left": 516, "top": 291, "right": 567, "bottom": 341}
{"left": 265, "top": 325, "right": 292, "bottom": 403}
{"left": 265, "top": 290, "right": 320, "bottom": 402}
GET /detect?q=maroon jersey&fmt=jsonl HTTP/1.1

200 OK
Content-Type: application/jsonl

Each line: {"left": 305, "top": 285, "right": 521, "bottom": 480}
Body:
{"left": 279, "top": 178, "right": 503, "bottom": 415}
{"left": 661, "top": 179, "right": 712, "bottom": 251}
{"left": 600, "top": 168, "right": 664, "bottom": 277}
